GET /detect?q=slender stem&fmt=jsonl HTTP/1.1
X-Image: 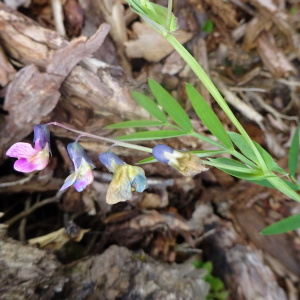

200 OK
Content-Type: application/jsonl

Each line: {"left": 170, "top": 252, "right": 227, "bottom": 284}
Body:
{"left": 166, "top": 0, "right": 173, "bottom": 31}
{"left": 46, "top": 122, "right": 153, "bottom": 153}
{"left": 166, "top": 123, "right": 184, "bottom": 130}
{"left": 75, "top": 134, "right": 82, "bottom": 143}
{"left": 190, "top": 132, "right": 228, "bottom": 151}
{"left": 165, "top": 34, "right": 269, "bottom": 174}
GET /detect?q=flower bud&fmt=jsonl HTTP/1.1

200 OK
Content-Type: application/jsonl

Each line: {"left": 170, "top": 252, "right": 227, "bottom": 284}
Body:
{"left": 33, "top": 124, "right": 51, "bottom": 153}
{"left": 152, "top": 144, "right": 208, "bottom": 176}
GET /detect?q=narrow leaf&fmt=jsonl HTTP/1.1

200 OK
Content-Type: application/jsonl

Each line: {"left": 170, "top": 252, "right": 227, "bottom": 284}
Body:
{"left": 206, "top": 158, "right": 261, "bottom": 174}
{"left": 186, "top": 84, "right": 233, "bottom": 149}
{"left": 228, "top": 132, "right": 258, "bottom": 164}
{"left": 248, "top": 179, "right": 299, "bottom": 191}
{"left": 132, "top": 91, "right": 167, "bottom": 122}
{"left": 191, "top": 150, "right": 228, "bottom": 157}
{"left": 254, "top": 142, "right": 287, "bottom": 175}
{"left": 148, "top": 79, "right": 193, "bottom": 131}
{"left": 261, "top": 214, "right": 300, "bottom": 235}
{"left": 105, "top": 120, "right": 164, "bottom": 129}
{"left": 115, "top": 130, "right": 187, "bottom": 142}
{"left": 136, "top": 156, "right": 157, "bottom": 164}
{"left": 289, "top": 127, "right": 299, "bottom": 176}
{"left": 267, "top": 176, "right": 300, "bottom": 202}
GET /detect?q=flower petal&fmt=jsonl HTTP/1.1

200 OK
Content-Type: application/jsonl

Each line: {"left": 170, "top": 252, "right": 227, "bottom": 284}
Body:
{"left": 130, "top": 171, "right": 148, "bottom": 192}
{"left": 74, "top": 168, "right": 94, "bottom": 192}
{"left": 30, "top": 143, "right": 50, "bottom": 170}
{"left": 106, "top": 166, "right": 132, "bottom": 205}
{"left": 14, "top": 158, "right": 38, "bottom": 173}
{"left": 6, "top": 143, "right": 39, "bottom": 159}
{"left": 60, "top": 169, "right": 80, "bottom": 191}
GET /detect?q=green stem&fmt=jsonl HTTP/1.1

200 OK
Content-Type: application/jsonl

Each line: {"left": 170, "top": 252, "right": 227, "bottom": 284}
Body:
{"left": 166, "top": 123, "right": 183, "bottom": 130}
{"left": 46, "top": 122, "right": 153, "bottom": 153}
{"left": 166, "top": 0, "right": 173, "bottom": 31}
{"left": 165, "top": 34, "right": 269, "bottom": 174}
{"left": 190, "top": 132, "right": 228, "bottom": 151}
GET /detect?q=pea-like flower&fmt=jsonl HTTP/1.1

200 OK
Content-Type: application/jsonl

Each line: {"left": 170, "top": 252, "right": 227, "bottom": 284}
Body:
{"left": 152, "top": 144, "right": 208, "bottom": 176}
{"left": 6, "top": 124, "right": 51, "bottom": 173}
{"left": 99, "top": 151, "right": 148, "bottom": 205}
{"left": 60, "top": 142, "right": 95, "bottom": 192}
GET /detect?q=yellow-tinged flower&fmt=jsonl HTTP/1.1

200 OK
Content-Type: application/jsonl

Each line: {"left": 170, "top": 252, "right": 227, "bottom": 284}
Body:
{"left": 152, "top": 144, "right": 208, "bottom": 176}
{"left": 99, "top": 151, "right": 148, "bottom": 205}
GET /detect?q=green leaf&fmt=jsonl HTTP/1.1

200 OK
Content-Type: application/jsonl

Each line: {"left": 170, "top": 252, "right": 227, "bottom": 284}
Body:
{"left": 203, "top": 261, "right": 213, "bottom": 274}
{"left": 186, "top": 84, "right": 233, "bottom": 149}
{"left": 115, "top": 130, "right": 187, "bottom": 142}
{"left": 136, "top": 156, "right": 157, "bottom": 164}
{"left": 148, "top": 79, "right": 193, "bottom": 131}
{"left": 105, "top": 120, "right": 164, "bottom": 129}
{"left": 267, "top": 176, "right": 300, "bottom": 203}
{"left": 261, "top": 214, "right": 300, "bottom": 235}
{"left": 248, "top": 179, "right": 299, "bottom": 191}
{"left": 132, "top": 91, "right": 168, "bottom": 122}
{"left": 228, "top": 132, "right": 258, "bottom": 164}
{"left": 228, "top": 132, "right": 287, "bottom": 175}
{"left": 206, "top": 158, "right": 262, "bottom": 174}
{"left": 213, "top": 291, "right": 230, "bottom": 300}
{"left": 191, "top": 150, "right": 228, "bottom": 157}
{"left": 207, "top": 158, "right": 275, "bottom": 181}
{"left": 289, "top": 127, "right": 299, "bottom": 176}
{"left": 192, "top": 260, "right": 203, "bottom": 269}
{"left": 205, "top": 275, "right": 224, "bottom": 292}
{"left": 202, "top": 19, "right": 214, "bottom": 34}
{"left": 254, "top": 142, "right": 287, "bottom": 175}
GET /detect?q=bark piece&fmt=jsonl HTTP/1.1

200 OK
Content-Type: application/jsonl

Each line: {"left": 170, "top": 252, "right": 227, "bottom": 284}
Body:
{"left": 124, "top": 22, "right": 193, "bottom": 62}
{"left": 0, "top": 44, "right": 16, "bottom": 87}
{"left": 257, "top": 32, "right": 297, "bottom": 78}
{"left": 0, "top": 22, "right": 110, "bottom": 159}
{"left": 65, "top": 244, "right": 210, "bottom": 300}
{"left": 0, "top": 238, "right": 67, "bottom": 300}
{"left": 199, "top": 204, "right": 289, "bottom": 300}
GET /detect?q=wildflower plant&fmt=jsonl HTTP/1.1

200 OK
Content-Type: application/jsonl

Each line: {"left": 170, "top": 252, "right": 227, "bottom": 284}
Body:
{"left": 5, "top": 0, "right": 300, "bottom": 235}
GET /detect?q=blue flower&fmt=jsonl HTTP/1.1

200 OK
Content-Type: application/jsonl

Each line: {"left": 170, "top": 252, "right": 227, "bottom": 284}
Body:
{"left": 99, "top": 151, "right": 148, "bottom": 204}
{"left": 152, "top": 144, "right": 208, "bottom": 176}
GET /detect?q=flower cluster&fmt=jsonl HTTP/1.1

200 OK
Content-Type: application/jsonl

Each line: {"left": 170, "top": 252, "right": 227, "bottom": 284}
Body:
{"left": 6, "top": 125, "right": 208, "bottom": 204}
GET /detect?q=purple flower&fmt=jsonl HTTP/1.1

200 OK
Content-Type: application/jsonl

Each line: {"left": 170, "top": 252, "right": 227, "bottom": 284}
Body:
{"left": 152, "top": 144, "right": 208, "bottom": 176}
{"left": 6, "top": 124, "right": 51, "bottom": 173}
{"left": 60, "top": 142, "right": 95, "bottom": 192}
{"left": 99, "top": 151, "right": 148, "bottom": 204}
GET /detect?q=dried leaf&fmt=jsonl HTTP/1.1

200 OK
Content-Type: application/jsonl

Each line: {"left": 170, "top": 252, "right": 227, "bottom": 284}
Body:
{"left": 124, "top": 22, "right": 193, "bottom": 62}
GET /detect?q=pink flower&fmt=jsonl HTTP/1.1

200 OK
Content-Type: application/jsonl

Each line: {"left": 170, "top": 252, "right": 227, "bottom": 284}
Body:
{"left": 6, "top": 125, "right": 51, "bottom": 173}
{"left": 60, "top": 142, "right": 95, "bottom": 192}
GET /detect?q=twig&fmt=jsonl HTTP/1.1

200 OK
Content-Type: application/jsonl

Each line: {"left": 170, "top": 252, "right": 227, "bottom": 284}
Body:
{"left": 276, "top": 78, "right": 300, "bottom": 88}
{"left": 230, "top": 87, "right": 267, "bottom": 93}
{"left": 211, "top": 74, "right": 264, "bottom": 124}
{"left": 0, "top": 173, "right": 34, "bottom": 188}
{"left": 5, "top": 190, "right": 66, "bottom": 226}
{"left": 51, "top": 0, "right": 66, "bottom": 36}
{"left": 247, "top": 91, "right": 298, "bottom": 121}
{"left": 18, "top": 197, "right": 31, "bottom": 242}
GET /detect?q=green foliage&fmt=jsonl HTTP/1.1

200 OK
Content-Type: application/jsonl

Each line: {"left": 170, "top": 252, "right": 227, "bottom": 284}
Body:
{"left": 132, "top": 91, "right": 168, "bottom": 122}
{"left": 261, "top": 214, "right": 300, "bottom": 235}
{"left": 148, "top": 79, "right": 193, "bottom": 131}
{"left": 193, "top": 260, "right": 229, "bottom": 300}
{"left": 202, "top": 19, "right": 214, "bottom": 34}
{"left": 115, "top": 130, "right": 187, "bottom": 141}
{"left": 125, "top": 0, "right": 178, "bottom": 35}
{"left": 249, "top": 179, "right": 299, "bottom": 191}
{"left": 289, "top": 127, "right": 299, "bottom": 176}
{"left": 105, "top": 120, "right": 164, "bottom": 129}
{"left": 186, "top": 84, "right": 233, "bottom": 149}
